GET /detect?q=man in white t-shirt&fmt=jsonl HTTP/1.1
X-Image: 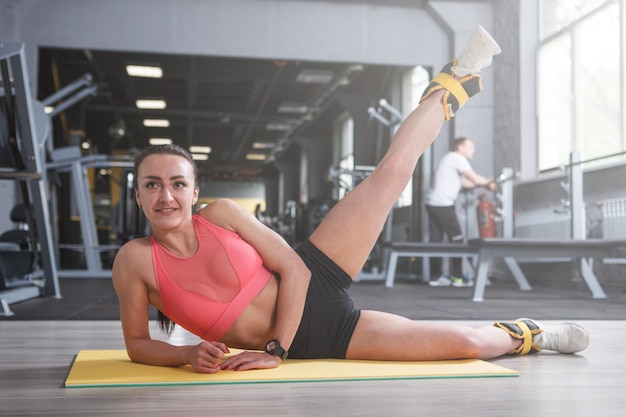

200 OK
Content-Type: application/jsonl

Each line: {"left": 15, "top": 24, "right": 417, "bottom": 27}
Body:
{"left": 426, "top": 137, "right": 495, "bottom": 287}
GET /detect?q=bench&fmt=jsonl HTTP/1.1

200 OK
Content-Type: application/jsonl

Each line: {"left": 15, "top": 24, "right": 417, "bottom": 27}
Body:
{"left": 385, "top": 242, "right": 479, "bottom": 287}
{"left": 385, "top": 238, "right": 626, "bottom": 301}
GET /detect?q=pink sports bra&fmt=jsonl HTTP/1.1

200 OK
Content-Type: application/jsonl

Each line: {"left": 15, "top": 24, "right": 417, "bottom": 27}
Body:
{"left": 150, "top": 214, "right": 272, "bottom": 341}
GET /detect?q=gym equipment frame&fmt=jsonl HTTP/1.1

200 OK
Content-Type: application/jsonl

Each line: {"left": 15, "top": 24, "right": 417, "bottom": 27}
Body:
{"left": 0, "top": 42, "right": 61, "bottom": 315}
{"left": 47, "top": 148, "right": 134, "bottom": 278}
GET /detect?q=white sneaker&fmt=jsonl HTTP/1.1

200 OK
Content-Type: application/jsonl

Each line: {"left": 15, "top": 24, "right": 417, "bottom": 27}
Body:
{"left": 517, "top": 318, "right": 590, "bottom": 354}
{"left": 453, "top": 24, "right": 502, "bottom": 77}
{"left": 429, "top": 275, "right": 453, "bottom": 287}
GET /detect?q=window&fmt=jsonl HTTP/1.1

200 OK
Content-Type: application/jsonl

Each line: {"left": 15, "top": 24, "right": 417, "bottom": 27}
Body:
{"left": 578, "top": 6, "right": 621, "bottom": 164}
{"left": 541, "top": 0, "right": 609, "bottom": 36}
{"left": 537, "top": 34, "right": 572, "bottom": 170}
{"left": 538, "top": 0, "right": 623, "bottom": 171}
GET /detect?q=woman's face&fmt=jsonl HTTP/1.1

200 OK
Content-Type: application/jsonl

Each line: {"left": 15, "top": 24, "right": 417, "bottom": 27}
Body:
{"left": 135, "top": 153, "right": 199, "bottom": 228}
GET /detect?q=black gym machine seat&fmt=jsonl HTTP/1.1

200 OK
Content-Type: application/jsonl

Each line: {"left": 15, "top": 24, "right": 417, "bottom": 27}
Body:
{"left": 0, "top": 204, "right": 42, "bottom": 292}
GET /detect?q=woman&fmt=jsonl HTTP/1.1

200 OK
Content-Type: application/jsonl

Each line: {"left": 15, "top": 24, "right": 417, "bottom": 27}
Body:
{"left": 112, "top": 26, "right": 589, "bottom": 373}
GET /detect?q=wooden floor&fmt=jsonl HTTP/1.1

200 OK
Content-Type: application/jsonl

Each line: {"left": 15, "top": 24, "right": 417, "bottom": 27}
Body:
{"left": 1, "top": 319, "right": 625, "bottom": 417}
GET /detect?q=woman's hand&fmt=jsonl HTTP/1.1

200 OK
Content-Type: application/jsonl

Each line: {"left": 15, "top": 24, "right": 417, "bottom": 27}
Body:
{"left": 186, "top": 341, "right": 230, "bottom": 373}
{"left": 219, "top": 350, "right": 282, "bottom": 371}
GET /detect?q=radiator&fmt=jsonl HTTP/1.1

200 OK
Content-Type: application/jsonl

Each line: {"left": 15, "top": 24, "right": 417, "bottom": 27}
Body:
{"left": 601, "top": 197, "right": 626, "bottom": 239}
{"left": 514, "top": 206, "right": 571, "bottom": 238}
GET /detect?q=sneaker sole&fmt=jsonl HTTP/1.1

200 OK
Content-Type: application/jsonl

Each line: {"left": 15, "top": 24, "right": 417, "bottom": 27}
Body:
{"left": 453, "top": 24, "right": 502, "bottom": 76}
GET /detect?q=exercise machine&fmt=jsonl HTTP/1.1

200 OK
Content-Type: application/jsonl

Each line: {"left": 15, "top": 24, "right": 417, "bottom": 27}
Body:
{"left": 0, "top": 42, "right": 60, "bottom": 315}
{"left": 47, "top": 148, "right": 137, "bottom": 277}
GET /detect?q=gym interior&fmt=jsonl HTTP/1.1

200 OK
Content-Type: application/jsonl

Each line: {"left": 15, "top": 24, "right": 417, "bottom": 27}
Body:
{"left": 1, "top": 0, "right": 626, "bottom": 416}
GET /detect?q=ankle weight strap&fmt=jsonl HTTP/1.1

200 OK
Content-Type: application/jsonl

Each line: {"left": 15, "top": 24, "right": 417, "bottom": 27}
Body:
{"left": 431, "top": 72, "right": 469, "bottom": 106}
{"left": 419, "top": 60, "right": 482, "bottom": 120}
{"left": 494, "top": 320, "right": 542, "bottom": 355}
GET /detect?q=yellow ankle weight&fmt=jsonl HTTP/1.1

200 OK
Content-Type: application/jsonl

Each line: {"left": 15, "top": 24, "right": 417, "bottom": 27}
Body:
{"left": 494, "top": 320, "right": 543, "bottom": 355}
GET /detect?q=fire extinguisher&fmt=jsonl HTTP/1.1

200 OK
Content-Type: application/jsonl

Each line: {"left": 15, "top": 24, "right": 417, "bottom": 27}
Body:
{"left": 477, "top": 192, "right": 495, "bottom": 238}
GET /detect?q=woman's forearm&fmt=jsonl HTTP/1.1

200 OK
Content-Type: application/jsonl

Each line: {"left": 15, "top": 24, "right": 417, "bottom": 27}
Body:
{"left": 126, "top": 338, "right": 194, "bottom": 367}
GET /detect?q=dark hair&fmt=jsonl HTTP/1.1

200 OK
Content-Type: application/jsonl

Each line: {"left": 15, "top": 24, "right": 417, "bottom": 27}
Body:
{"left": 134, "top": 144, "right": 198, "bottom": 335}
{"left": 157, "top": 311, "right": 176, "bottom": 336}
{"left": 452, "top": 136, "right": 470, "bottom": 151}
{"left": 133, "top": 144, "right": 198, "bottom": 189}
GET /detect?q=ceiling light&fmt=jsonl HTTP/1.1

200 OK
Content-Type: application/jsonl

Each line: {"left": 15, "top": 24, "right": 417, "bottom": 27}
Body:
{"left": 189, "top": 146, "right": 211, "bottom": 153}
{"left": 191, "top": 153, "right": 209, "bottom": 161}
{"left": 252, "top": 142, "right": 275, "bottom": 149}
{"left": 136, "top": 99, "right": 167, "bottom": 109}
{"left": 149, "top": 138, "right": 172, "bottom": 145}
{"left": 347, "top": 64, "right": 364, "bottom": 73}
{"left": 266, "top": 121, "right": 292, "bottom": 131}
{"left": 246, "top": 153, "right": 267, "bottom": 161}
{"left": 44, "top": 106, "right": 54, "bottom": 114}
{"left": 143, "top": 119, "right": 170, "bottom": 127}
{"left": 295, "top": 69, "right": 334, "bottom": 84}
{"left": 277, "top": 102, "right": 308, "bottom": 114}
{"left": 126, "top": 65, "right": 163, "bottom": 78}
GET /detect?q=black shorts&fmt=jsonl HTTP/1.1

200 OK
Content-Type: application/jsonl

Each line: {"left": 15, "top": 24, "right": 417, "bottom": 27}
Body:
{"left": 289, "top": 239, "right": 361, "bottom": 359}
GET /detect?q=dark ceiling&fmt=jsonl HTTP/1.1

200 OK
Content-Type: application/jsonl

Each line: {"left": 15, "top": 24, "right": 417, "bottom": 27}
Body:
{"left": 37, "top": 47, "right": 406, "bottom": 180}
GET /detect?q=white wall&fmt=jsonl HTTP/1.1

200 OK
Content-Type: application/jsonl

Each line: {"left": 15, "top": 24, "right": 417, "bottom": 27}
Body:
{"left": 0, "top": 0, "right": 19, "bottom": 41}
{"left": 5, "top": 0, "right": 449, "bottom": 89}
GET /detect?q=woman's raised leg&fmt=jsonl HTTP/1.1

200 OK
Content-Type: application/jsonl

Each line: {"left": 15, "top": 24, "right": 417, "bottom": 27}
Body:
{"left": 309, "top": 90, "right": 448, "bottom": 278}
{"left": 309, "top": 25, "right": 501, "bottom": 278}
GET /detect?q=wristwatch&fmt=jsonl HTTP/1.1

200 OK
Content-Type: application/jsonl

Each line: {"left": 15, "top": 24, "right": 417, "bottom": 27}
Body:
{"left": 264, "top": 339, "right": 289, "bottom": 359}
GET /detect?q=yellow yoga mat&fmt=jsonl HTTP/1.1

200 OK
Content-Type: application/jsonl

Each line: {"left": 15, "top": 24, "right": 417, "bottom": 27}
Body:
{"left": 65, "top": 350, "right": 518, "bottom": 388}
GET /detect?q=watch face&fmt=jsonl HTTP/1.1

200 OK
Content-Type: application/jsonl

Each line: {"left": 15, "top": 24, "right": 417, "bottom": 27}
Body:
{"left": 265, "top": 339, "right": 287, "bottom": 358}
